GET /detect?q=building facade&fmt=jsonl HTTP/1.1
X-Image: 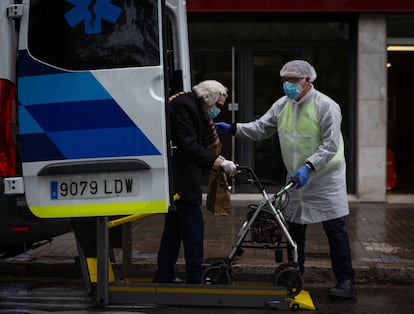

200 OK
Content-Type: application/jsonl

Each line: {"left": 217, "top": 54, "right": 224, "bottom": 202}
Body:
{"left": 186, "top": 0, "right": 414, "bottom": 201}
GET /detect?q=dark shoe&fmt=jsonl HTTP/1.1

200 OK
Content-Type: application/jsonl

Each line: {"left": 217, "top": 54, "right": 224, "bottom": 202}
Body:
{"left": 328, "top": 279, "right": 355, "bottom": 298}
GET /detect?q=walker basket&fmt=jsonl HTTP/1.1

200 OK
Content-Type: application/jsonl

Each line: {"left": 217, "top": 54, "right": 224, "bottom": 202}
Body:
{"left": 247, "top": 210, "right": 283, "bottom": 244}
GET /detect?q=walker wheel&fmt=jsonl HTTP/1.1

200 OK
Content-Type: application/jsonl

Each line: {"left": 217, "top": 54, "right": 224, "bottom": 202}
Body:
{"left": 291, "top": 303, "right": 300, "bottom": 311}
{"left": 201, "top": 266, "right": 230, "bottom": 285}
{"left": 273, "top": 262, "right": 291, "bottom": 277}
{"left": 274, "top": 267, "right": 303, "bottom": 297}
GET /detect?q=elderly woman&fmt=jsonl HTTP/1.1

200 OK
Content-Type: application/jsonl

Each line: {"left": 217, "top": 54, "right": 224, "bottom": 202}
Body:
{"left": 154, "top": 80, "right": 236, "bottom": 284}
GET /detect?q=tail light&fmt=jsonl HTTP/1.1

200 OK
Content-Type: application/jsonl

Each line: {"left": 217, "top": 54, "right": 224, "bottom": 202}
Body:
{"left": 0, "top": 79, "right": 17, "bottom": 177}
{"left": 9, "top": 226, "right": 30, "bottom": 232}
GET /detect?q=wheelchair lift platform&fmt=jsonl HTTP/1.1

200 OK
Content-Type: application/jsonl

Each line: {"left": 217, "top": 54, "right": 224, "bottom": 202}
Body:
{"left": 75, "top": 215, "right": 316, "bottom": 311}
{"left": 107, "top": 279, "right": 315, "bottom": 311}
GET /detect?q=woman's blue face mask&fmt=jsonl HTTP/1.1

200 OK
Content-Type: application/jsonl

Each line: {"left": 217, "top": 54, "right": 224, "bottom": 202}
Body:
{"left": 204, "top": 105, "right": 221, "bottom": 120}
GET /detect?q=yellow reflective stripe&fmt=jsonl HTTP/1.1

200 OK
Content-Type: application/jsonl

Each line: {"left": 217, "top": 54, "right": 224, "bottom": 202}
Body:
{"left": 29, "top": 200, "right": 168, "bottom": 218}
{"left": 108, "top": 285, "right": 287, "bottom": 296}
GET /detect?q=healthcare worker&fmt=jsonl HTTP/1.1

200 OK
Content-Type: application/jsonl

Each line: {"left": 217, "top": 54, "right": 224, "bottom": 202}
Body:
{"left": 215, "top": 60, "right": 355, "bottom": 298}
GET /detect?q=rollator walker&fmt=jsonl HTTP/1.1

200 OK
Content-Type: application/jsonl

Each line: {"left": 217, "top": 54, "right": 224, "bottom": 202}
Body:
{"left": 202, "top": 166, "right": 303, "bottom": 297}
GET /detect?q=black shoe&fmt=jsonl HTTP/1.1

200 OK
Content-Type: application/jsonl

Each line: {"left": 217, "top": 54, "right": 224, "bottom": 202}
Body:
{"left": 328, "top": 279, "right": 355, "bottom": 298}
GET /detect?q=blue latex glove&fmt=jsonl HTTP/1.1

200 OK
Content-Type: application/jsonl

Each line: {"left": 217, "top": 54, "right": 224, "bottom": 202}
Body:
{"left": 214, "top": 122, "right": 231, "bottom": 136}
{"left": 290, "top": 165, "right": 311, "bottom": 189}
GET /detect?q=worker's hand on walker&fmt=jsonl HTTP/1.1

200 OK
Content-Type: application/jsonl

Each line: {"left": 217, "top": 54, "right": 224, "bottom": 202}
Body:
{"left": 220, "top": 159, "right": 237, "bottom": 176}
{"left": 290, "top": 165, "right": 311, "bottom": 189}
{"left": 214, "top": 122, "right": 231, "bottom": 136}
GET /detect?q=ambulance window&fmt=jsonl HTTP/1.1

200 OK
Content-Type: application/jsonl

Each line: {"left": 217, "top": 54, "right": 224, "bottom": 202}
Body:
{"left": 27, "top": 0, "right": 160, "bottom": 71}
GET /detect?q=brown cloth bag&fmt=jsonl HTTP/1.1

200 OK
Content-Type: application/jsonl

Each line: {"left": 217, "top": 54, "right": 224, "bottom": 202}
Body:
{"left": 206, "top": 169, "right": 231, "bottom": 216}
{"left": 204, "top": 120, "right": 231, "bottom": 216}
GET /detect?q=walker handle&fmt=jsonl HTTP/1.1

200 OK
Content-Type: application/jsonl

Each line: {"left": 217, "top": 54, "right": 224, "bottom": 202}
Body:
{"left": 287, "top": 176, "right": 299, "bottom": 189}
{"left": 276, "top": 177, "right": 299, "bottom": 197}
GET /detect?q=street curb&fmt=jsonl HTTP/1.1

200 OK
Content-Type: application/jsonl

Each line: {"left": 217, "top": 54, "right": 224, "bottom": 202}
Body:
{"left": 1, "top": 260, "right": 413, "bottom": 285}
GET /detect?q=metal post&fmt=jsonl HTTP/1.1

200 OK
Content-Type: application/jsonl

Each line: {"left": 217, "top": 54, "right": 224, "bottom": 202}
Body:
{"left": 75, "top": 237, "right": 93, "bottom": 295}
{"left": 231, "top": 46, "right": 236, "bottom": 192}
{"left": 96, "top": 216, "right": 109, "bottom": 305}
{"left": 122, "top": 222, "right": 133, "bottom": 274}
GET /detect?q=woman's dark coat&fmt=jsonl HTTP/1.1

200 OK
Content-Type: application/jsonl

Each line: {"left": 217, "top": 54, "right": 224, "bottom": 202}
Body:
{"left": 169, "top": 93, "right": 218, "bottom": 206}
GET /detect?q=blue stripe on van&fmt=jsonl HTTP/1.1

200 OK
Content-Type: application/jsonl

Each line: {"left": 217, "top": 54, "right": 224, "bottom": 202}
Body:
{"left": 24, "top": 99, "right": 134, "bottom": 132}
{"left": 19, "top": 106, "right": 44, "bottom": 135}
{"left": 19, "top": 72, "right": 111, "bottom": 106}
{"left": 19, "top": 126, "right": 160, "bottom": 162}
{"left": 48, "top": 127, "right": 160, "bottom": 159}
{"left": 19, "top": 105, "right": 161, "bottom": 162}
{"left": 20, "top": 133, "right": 66, "bottom": 162}
{"left": 18, "top": 53, "right": 162, "bottom": 162}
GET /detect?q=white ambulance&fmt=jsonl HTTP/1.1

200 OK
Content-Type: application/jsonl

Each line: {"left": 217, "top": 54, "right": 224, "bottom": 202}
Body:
{"left": 0, "top": 0, "right": 190, "bottom": 246}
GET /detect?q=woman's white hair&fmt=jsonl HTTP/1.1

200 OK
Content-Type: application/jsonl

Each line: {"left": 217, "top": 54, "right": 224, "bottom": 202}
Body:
{"left": 192, "top": 80, "right": 228, "bottom": 106}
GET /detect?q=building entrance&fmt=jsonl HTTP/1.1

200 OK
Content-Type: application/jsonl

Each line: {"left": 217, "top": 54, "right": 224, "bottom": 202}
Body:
{"left": 191, "top": 49, "right": 303, "bottom": 191}
{"left": 189, "top": 18, "right": 356, "bottom": 193}
{"left": 387, "top": 50, "right": 414, "bottom": 193}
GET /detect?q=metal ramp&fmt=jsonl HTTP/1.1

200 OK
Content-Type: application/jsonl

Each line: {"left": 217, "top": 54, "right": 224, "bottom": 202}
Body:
{"left": 73, "top": 215, "right": 316, "bottom": 311}
{"left": 108, "top": 282, "right": 313, "bottom": 310}
{"left": 106, "top": 274, "right": 316, "bottom": 310}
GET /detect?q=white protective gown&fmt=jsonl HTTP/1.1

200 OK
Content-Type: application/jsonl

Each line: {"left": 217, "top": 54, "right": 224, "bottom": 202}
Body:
{"left": 236, "top": 86, "right": 349, "bottom": 224}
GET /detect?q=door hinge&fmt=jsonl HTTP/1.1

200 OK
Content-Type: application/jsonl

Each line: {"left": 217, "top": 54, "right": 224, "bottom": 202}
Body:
{"left": 7, "top": 4, "right": 23, "bottom": 19}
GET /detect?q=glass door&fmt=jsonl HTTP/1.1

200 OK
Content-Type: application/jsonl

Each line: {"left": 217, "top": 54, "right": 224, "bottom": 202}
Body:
{"left": 191, "top": 46, "right": 355, "bottom": 192}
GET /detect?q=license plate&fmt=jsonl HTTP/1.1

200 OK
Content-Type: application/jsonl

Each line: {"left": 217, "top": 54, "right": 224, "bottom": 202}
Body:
{"left": 50, "top": 175, "right": 138, "bottom": 200}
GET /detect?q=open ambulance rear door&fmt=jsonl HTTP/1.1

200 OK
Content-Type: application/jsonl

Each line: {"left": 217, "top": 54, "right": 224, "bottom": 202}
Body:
{"left": 16, "top": 0, "right": 187, "bottom": 218}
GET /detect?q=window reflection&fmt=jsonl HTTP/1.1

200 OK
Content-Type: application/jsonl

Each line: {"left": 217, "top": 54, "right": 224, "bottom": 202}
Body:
{"left": 28, "top": 0, "right": 160, "bottom": 71}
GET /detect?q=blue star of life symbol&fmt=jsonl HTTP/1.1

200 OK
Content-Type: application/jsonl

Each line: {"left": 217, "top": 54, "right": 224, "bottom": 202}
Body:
{"left": 64, "top": 0, "right": 121, "bottom": 35}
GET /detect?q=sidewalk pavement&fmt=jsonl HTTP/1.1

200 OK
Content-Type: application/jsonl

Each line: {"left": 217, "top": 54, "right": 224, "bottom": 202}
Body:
{"left": 1, "top": 194, "right": 414, "bottom": 285}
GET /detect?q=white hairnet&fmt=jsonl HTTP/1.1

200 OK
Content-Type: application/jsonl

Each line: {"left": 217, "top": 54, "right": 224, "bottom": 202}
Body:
{"left": 280, "top": 60, "right": 317, "bottom": 82}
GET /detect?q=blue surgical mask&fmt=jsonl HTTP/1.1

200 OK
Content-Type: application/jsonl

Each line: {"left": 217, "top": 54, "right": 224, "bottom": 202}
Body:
{"left": 204, "top": 105, "right": 221, "bottom": 120}
{"left": 283, "top": 82, "right": 302, "bottom": 100}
